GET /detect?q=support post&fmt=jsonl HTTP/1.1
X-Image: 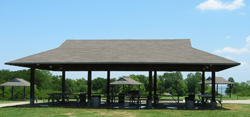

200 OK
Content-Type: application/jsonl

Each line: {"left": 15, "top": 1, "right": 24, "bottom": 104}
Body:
{"left": 217, "top": 84, "right": 219, "bottom": 96}
{"left": 30, "top": 67, "right": 35, "bottom": 106}
{"left": 62, "top": 70, "right": 66, "bottom": 102}
{"left": 107, "top": 71, "right": 110, "bottom": 106}
{"left": 88, "top": 71, "right": 92, "bottom": 107}
{"left": 211, "top": 71, "right": 216, "bottom": 109}
{"left": 2, "top": 87, "right": 4, "bottom": 100}
{"left": 154, "top": 71, "right": 157, "bottom": 105}
{"left": 230, "top": 84, "right": 232, "bottom": 98}
{"left": 12, "top": 86, "right": 14, "bottom": 100}
{"left": 24, "top": 86, "right": 26, "bottom": 100}
{"left": 201, "top": 71, "right": 205, "bottom": 104}
{"left": 148, "top": 70, "right": 152, "bottom": 108}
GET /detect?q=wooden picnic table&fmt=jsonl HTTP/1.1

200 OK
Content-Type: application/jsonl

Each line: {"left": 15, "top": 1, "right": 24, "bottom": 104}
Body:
{"left": 47, "top": 93, "right": 82, "bottom": 105}
{"left": 196, "top": 94, "right": 212, "bottom": 104}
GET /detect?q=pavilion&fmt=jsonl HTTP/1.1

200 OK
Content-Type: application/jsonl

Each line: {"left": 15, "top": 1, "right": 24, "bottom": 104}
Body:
{"left": 198, "top": 77, "right": 235, "bottom": 97}
{"left": 0, "top": 78, "right": 31, "bottom": 100}
{"left": 5, "top": 39, "right": 240, "bottom": 109}
{"left": 110, "top": 77, "right": 143, "bottom": 94}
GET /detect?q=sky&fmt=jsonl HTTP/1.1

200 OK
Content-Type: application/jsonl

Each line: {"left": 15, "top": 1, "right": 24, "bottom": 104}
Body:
{"left": 0, "top": 0, "right": 249, "bottom": 82}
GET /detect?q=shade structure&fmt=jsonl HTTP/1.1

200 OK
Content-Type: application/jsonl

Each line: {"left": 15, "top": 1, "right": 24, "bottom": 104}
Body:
{"left": 5, "top": 39, "right": 240, "bottom": 72}
{"left": 0, "top": 78, "right": 31, "bottom": 100}
{"left": 5, "top": 39, "right": 240, "bottom": 108}
{"left": 198, "top": 77, "right": 234, "bottom": 98}
{"left": 198, "top": 77, "right": 234, "bottom": 85}
{"left": 110, "top": 78, "right": 143, "bottom": 85}
{"left": 0, "top": 78, "right": 31, "bottom": 87}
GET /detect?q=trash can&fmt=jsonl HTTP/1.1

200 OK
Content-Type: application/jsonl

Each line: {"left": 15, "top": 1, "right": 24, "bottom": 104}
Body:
{"left": 92, "top": 95, "right": 101, "bottom": 107}
{"left": 185, "top": 95, "right": 195, "bottom": 109}
{"left": 119, "top": 93, "right": 125, "bottom": 103}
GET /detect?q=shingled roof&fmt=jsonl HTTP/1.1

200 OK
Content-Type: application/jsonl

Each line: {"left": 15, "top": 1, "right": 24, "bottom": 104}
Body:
{"left": 110, "top": 78, "right": 143, "bottom": 85}
{"left": 5, "top": 39, "right": 240, "bottom": 71}
{"left": 0, "top": 78, "right": 30, "bottom": 87}
{"left": 198, "top": 77, "right": 235, "bottom": 84}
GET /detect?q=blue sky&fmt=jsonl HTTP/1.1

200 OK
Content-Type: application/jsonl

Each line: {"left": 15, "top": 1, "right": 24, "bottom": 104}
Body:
{"left": 0, "top": 0, "right": 249, "bottom": 82}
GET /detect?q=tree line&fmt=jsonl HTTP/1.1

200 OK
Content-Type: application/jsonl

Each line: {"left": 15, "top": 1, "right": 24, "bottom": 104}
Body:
{"left": 0, "top": 69, "right": 249, "bottom": 100}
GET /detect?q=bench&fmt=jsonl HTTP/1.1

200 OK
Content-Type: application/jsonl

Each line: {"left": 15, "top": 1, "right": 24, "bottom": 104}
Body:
{"left": 215, "top": 99, "right": 222, "bottom": 107}
{"left": 209, "top": 98, "right": 222, "bottom": 107}
{"left": 194, "top": 98, "right": 201, "bottom": 103}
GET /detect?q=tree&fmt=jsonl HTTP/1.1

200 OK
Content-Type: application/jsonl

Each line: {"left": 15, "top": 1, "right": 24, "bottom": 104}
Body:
{"left": 225, "top": 77, "right": 235, "bottom": 94}
{"left": 75, "top": 78, "right": 87, "bottom": 92}
{"left": 159, "top": 72, "right": 186, "bottom": 96}
{"left": 128, "top": 74, "right": 147, "bottom": 93}
{"left": 185, "top": 72, "right": 202, "bottom": 94}
{"left": 92, "top": 77, "right": 107, "bottom": 93}
{"left": 232, "top": 80, "right": 250, "bottom": 96}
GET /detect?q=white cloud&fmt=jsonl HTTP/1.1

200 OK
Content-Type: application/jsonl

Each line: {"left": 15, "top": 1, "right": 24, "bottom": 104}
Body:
{"left": 226, "top": 36, "right": 232, "bottom": 38}
{"left": 225, "top": 56, "right": 233, "bottom": 59}
{"left": 196, "top": 0, "right": 245, "bottom": 11}
{"left": 214, "top": 35, "right": 250, "bottom": 54}
{"left": 246, "top": 35, "right": 250, "bottom": 47}
{"left": 214, "top": 47, "right": 249, "bottom": 54}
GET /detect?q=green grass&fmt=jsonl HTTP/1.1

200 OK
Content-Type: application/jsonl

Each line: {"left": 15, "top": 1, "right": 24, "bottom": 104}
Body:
{"left": 221, "top": 94, "right": 250, "bottom": 100}
{"left": 0, "top": 104, "right": 250, "bottom": 117}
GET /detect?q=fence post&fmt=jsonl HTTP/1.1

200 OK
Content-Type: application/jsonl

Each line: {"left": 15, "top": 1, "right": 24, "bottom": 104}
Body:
{"left": 237, "top": 95, "right": 239, "bottom": 100}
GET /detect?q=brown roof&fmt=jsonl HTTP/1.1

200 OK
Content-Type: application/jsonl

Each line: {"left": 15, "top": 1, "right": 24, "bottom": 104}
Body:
{"left": 110, "top": 78, "right": 143, "bottom": 85}
{"left": 0, "top": 78, "right": 31, "bottom": 87}
{"left": 198, "top": 77, "right": 234, "bottom": 84}
{"left": 5, "top": 39, "right": 240, "bottom": 71}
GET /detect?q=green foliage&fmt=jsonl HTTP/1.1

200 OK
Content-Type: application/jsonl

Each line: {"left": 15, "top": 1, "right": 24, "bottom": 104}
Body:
{"left": 232, "top": 81, "right": 250, "bottom": 96}
{"left": 2, "top": 69, "right": 250, "bottom": 100}
{"left": 185, "top": 72, "right": 202, "bottom": 94}
{"left": 158, "top": 72, "right": 187, "bottom": 96}
{"left": 225, "top": 77, "right": 235, "bottom": 94}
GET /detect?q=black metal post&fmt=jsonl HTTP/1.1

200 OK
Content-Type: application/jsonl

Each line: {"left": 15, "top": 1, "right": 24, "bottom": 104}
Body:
{"left": 88, "top": 71, "right": 92, "bottom": 107}
{"left": 12, "top": 86, "right": 14, "bottom": 100}
{"left": 24, "top": 86, "right": 26, "bottom": 100}
{"left": 211, "top": 71, "right": 216, "bottom": 109}
{"left": 62, "top": 70, "right": 65, "bottom": 102}
{"left": 2, "top": 87, "right": 4, "bottom": 100}
{"left": 154, "top": 71, "right": 157, "bottom": 105}
{"left": 30, "top": 67, "right": 35, "bottom": 106}
{"left": 148, "top": 70, "right": 152, "bottom": 108}
{"left": 107, "top": 71, "right": 110, "bottom": 106}
{"left": 201, "top": 70, "right": 205, "bottom": 104}
{"left": 230, "top": 84, "right": 232, "bottom": 98}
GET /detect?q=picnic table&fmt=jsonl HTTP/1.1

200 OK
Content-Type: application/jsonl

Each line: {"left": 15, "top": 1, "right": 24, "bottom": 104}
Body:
{"left": 47, "top": 93, "right": 85, "bottom": 105}
{"left": 196, "top": 94, "right": 213, "bottom": 106}
{"left": 196, "top": 94, "right": 222, "bottom": 107}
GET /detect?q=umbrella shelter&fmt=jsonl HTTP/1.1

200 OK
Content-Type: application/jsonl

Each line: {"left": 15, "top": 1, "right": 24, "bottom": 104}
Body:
{"left": 198, "top": 77, "right": 234, "bottom": 97}
{"left": 0, "top": 78, "right": 31, "bottom": 100}
{"left": 110, "top": 78, "right": 143, "bottom": 93}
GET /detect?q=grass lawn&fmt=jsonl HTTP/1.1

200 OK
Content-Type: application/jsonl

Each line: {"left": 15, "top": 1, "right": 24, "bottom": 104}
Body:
{"left": 0, "top": 103, "right": 250, "bottom": 117}
{"left": 221, "top": 94, "right": 250, "bottom": 100}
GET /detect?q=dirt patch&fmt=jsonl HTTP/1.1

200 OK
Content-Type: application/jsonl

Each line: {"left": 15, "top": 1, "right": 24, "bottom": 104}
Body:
{"left": 110, "top": 111, "right": 134, "bottom": 117}
{"left": 224, "top": 104, "right": 241, "bottom": 110}
{"left": 64, "top": 113, "right": 72, "bottom": 115}
{"left": 63, "top": 113, "right": 76, "bottom": 117}
{"left": 100, "top": 112, "right": 106, "bottom": 115}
